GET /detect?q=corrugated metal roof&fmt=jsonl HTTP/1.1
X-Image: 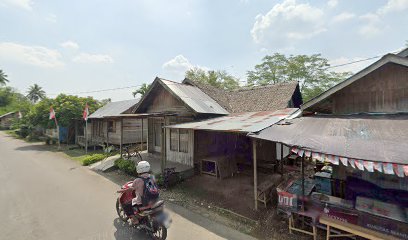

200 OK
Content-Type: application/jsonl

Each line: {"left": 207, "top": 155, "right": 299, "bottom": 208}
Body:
{"left": 166, "top": 108, "right": 298, "bottom": 133}
{"left": 161, "top": 79, "right": 229, "bottom": 115}
{"left": 249, "top": 114, "right": 408, "bottom": 165}
{"left": 88, "top": 99, "right": 140, "bottom": 119}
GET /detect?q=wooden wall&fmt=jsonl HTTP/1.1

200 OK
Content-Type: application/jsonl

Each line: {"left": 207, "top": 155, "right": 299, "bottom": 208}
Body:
{"left": 331, "top": 63, "right": 408, "bottom": 114}
{"left": 90, "top": 118, "right": 147, "bottom": 145}
{"left": 166, "top": 128, "right": 194, "bottom": 167}
{"left": 145, "top": 86, "right": 190, "bottom": 114}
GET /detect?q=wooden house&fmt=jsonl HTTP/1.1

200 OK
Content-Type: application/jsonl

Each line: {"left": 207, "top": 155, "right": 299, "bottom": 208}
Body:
{"left": 250, "top": 49, "right": 408, "bottom": 238}
{"left": 78, "top": 99, "right": 147, "bottom": 148}
{"left": 132, "top": 77, "right": 229, "bottom": 169}
{"left": 0, "top": 111, "right": 20, "bottom": 129}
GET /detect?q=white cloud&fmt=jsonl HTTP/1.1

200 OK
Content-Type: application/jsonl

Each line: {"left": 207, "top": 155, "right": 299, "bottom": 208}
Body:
{"left": 0, "top": 42, "right": 64, "bottom": 67}
{"left": 251, "top": 0, "right": 326, "bottom": 46}
{"left": 2, "top": 0, "right": 32, "bottom": 10}
{"left": 327, "top": 0, "right": 338, "bottom": 8}
{"left": 162, "top": 55, "right": 193, "bottom": 73}
{"left": 162, "top": 55, "right": 208, "bottom": 79}
{"left": 331, "top": 12, "right": 355, "bottom": 23}
{"left": 45, "top": 14, "right": 57, "bottom": 23}
{"left": 72, "top": 53, "right": 114, "bottom": 64}
{"left": 358, "top": 13, "right": 382, "bottom": 37}
{"left": 378, "top": 0, "right": 408, "bottom": 15}
{"left": 61, "top": 41, "right": 79, "bottom": 50}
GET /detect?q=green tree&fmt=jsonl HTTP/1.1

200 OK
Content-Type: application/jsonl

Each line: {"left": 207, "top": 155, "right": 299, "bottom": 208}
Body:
{"left": 25, "top": 94, "right": 101, "bottom": 128}
{"left": 0, "top": 87, "right": 32, "bottom": 115}
{"left": 132, "top": 83, "right": 150, "bottom": 98}
{"left": 185, "top": 68, "right": 240, "bottom": 90}
{"left": 247, "top": 53, "right": 352, "bottom": 101}
{"left": 27, "top": 84, "right": 46, "bottom": 103}
{"left": 0, "top": 70, "right": 9, "bottom": 86}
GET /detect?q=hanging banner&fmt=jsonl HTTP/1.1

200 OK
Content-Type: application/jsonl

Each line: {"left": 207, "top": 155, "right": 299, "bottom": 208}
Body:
{"left": 404, "top": 165, "right": 408, "bottom": 177}
{"left": 383, "top": 163, "right": 394, "bottom": 175}
{"left": 348, "top": 159, "right": 356, "bottom": 169}
{"left": 355, "top": 160, "right": 364, "bottom": 171}
{"left": 340, "top": 157, "right": 348, "bottom": 166}
{"left": 373, "top": 162, "right": 383, "bottom": 173}
{"left": 393, "top": 164, "right": 405, "bottom": 178}
{"left": 363, "top": 161, "right": 374, "bottom": 172}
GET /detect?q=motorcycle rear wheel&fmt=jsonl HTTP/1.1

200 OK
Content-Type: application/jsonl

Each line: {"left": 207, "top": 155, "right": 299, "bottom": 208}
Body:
{"left": 152, "top": 224, "right": 167, "bottom": 240}
{"left": 116, "top": 198, "right": 129, "bottom": 222}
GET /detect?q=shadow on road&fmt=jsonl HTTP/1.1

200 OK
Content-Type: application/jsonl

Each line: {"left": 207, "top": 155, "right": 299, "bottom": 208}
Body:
{"left": 14, "top": 144, "right": 57, "bottom": 152}
{"left": 113, "top": 218, "right": 149, "bottom": 240}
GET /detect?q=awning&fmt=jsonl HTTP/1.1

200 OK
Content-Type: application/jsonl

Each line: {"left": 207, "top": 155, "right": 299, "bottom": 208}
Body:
{"left": 165, "top": 108, "right": 298, "bottom": 133}
{"left": 249, "top": 114, "right": 408, "bottom": 177}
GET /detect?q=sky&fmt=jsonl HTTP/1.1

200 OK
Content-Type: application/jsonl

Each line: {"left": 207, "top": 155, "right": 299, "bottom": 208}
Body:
{"left": 0, "top": 0, "right": 407, "bottom": 101}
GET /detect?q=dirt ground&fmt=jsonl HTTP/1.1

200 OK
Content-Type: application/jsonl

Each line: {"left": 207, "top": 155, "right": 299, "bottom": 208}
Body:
{"left": 159, "top": 174, "right": 317, "bottom": 240}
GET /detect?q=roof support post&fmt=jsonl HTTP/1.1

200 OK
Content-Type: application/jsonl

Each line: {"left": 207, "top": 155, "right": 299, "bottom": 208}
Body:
{"left": 280, "top": 143, "right": 284, "bottom": 174}
{"left": 301, "top": 154, "right": 305, "bottom": 211}
{"left": 253, "top": 139, "right": 258, "bottom": 211}
{"left": 140, "top": 118, "right": 143, "bottom": 151}
{"left": 161, "top": 117, "right": 166, "bottom": 174}
{"left": 120, "top": 118, "right": 123, "bottom": 157}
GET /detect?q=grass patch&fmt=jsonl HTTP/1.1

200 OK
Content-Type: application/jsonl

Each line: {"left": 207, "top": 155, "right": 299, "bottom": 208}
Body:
{"left": 82, "top": 154, "right": 106, "bottom": 166}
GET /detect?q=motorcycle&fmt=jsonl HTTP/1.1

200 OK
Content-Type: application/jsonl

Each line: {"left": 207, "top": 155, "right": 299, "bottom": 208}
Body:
{"left": 116, "top": 181, "right": 172, "bottom": 240}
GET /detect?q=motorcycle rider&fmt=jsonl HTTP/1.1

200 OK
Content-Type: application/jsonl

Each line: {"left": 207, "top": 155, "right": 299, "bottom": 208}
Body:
{"left": 117, "top": 161, "right": 159, "bottom": 225}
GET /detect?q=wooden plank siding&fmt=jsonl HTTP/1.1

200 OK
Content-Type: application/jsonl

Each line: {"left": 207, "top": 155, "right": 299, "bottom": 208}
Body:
{"left": 145, "top": 86, "right": 190, "bottom": 114}
{"left": 90, "top": 118, "right": 147, "bottom": 145}
{"left": 331, "top": 63, "right": 408, "bottom": 114}
{"left": 166, "top": 128, "right": 194, "bottom": 167}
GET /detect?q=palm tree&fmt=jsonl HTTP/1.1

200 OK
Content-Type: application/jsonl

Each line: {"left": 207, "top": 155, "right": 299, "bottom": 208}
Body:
{"left": 132, "top": 83, "right": 150, "bottom": 98}
{"left": 0, "top": 70, "right": 9, "bottom": 86}
{"left": 27, "top": 84, "right": 46, "bottom": 103}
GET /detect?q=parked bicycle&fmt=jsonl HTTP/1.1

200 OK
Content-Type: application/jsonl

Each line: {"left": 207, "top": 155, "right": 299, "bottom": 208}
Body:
{"left": 121, "top": 144, "right": 143, "bottom": 162}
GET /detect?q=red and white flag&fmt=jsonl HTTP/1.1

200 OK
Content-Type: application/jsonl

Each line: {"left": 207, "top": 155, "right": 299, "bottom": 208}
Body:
{"left": 83, "top": 103, "right": 89, "bottom": 121}
{"left": 49, "top": 107, "right": 56, "bottom": 120}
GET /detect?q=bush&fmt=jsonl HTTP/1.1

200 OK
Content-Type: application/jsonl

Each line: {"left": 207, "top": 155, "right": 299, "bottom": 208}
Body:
{"left": 114, "top": 158, "right": 136, "bottom": 176}
{"left": 82, "top": 154, "right": 106, "bottom": 166}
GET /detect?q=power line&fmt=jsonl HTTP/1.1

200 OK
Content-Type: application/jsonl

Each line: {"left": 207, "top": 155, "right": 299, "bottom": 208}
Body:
{"left": 48, "top": 84, "right": 142, "bottom": 96}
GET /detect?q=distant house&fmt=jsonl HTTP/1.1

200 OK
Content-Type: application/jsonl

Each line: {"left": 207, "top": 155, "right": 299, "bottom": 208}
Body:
{"left": 78, "top": 99, "right": 147, "bottom": 149}
{"left": 0, "top": 112, "right": 20, "bottom": 129}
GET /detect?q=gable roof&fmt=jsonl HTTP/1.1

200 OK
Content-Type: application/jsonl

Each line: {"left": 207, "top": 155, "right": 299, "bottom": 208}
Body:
{"left": 183, "top": 79, "right": 301, "bottom": 113}
{"left": 88, "top": 99, "right": 140, "bottom": 119}
{"left": 397, "top": 47, "right": 408, "bottom": 58}
{"left": 0, "top": 111, "right": 17, "bottom": 119}
{"left": 302, "top": 53, "right": 408, "bottom": 112}
{"left": 133, "top": 77, "right": 229, "bottom": 115}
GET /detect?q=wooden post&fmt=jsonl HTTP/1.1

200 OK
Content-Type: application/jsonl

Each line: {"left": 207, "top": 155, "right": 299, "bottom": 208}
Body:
{"left": 85, "top": 119, "right": 88, "bottom": 154}
{"left": 301, "top": 154, "right": 305, "bottom": 211}
{"left": 161, "top": 117, "right": 166, "bottom": 174}
{"left": 280, "top": 143, "right": 284, "bottom": 173}
{"left": 74, "top": 120, "right": 78, "bottom": 145}
{"left": 106, "top": 119, "right": 109, "bottom": 148}
{"left": 253, "top": 139, "right": 258, "bottom": 210}
{"left": 140, "top": 118, "right": 143, "bottom": 151}
{"left": 120, "top": 118, "right": 123, "bottom": 156}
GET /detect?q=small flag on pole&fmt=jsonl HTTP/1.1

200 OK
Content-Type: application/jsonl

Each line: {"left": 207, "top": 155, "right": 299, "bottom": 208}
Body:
{"left": 49, "top": 107, "right": 56, "bottom": 120}
{"left": 83, "top": 103, "right": 89, "bottom": 121}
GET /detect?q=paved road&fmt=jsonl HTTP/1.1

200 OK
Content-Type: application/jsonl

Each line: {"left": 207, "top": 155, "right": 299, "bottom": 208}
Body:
{"left": 0, "top": 132, "right": 254, "bottom": 240}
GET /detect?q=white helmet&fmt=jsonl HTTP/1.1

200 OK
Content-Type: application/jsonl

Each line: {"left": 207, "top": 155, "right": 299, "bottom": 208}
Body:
{"left": 136, "top": 161, "right": 150, "bottom": 174}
